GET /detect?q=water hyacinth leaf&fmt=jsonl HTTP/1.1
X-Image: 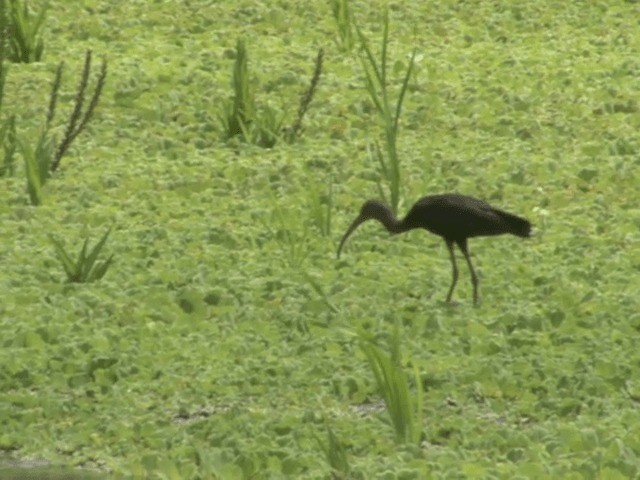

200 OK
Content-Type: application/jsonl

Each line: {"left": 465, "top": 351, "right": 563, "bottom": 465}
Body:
{"left": 2, "top": 3, "right": 640, "bottom": 478}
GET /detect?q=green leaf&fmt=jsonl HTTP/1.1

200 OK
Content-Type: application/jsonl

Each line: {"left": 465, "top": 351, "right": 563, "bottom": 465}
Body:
{"left": 90, "top": 254, "right": 114, "bottom": 282}
{"left": 75, "top": 238, "right": 89, "bottom": 281}
{"left": 84, "top": 227, "right": 112, "bottom": 274}
{"left": 48, "top": 235, "right": 77, "bottom": 278}
{"left": 22, "top": 140, "right": 43, "bottom": 205}
{"left": 360, "top": 333, "right": 421, "bottom": 444}
{"left": 48, "top": 227, "right": 114, "bottom": 283}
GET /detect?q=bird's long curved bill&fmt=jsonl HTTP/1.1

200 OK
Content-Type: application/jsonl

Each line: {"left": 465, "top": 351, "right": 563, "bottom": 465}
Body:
{"left": 337, "top": 215, "right": 366, "bottom": 258}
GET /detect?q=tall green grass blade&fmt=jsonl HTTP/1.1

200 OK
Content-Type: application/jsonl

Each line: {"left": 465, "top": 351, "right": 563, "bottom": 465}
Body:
{"left": 74, "top": 239, "right": 89, "bottom": 281}
{"left": 0, "top": 114, "right": 16, "bottom": 176}
{"left": 359, "top": 331, "right": 422, "bottom": 444}
{"left": 367, "top": 142, "right": 389, "bottom": 206}
{"left": 83, "top": 227, "right": 112, "bottom": 278}
{"left": 24, "top": 160, "right": 42, "bottom": 205}
{"left": 385, "top": 128, "right": 400, "bottom": 213}
{"left": 35, "top": 130, "right": 53, "bottom": 178}
{"left": 225, "top": 38, "right": 255, "bottom": 139}
{"left": 219, "top": 39, "right": 253, "bottom": 140}
{"left": 31, "top": 1, "right": 47, "bottom": 61}
{"left": 380, "top": 8, "right": 388, "bottom": 91}
{"left": 0, "top": 42, "right": 7, "bottom": 113}
{"left": 357, "top": 29, "right": 385, "bottom": 115}
{"left": 393, "top": 49, "right": 416, "bottom": 134}
{"left": 47, "top": 235, "right": 76, "bottom": 278}
{"left": 0, "top": 120, "right": 6, "bottom": 149}
{"left": 390, "top": 319, "right": 401, "bottom": 365}
{"left": 412, "top": 363, "right": 424, "bottom": 445}
{"left": 45, "top": 62, "right": 63, "bottom": 128}
{"left": 19, "top": 129, "right": 53, "bottom": 204}
{"left": 19, "top": 138, "right": 42, "bottom": 205}
{"left": 235, "top": 110, "right": 252, "bottom": 143}
{"left": 89, "top": 253, "right": 114, "bottom": 282}
{"left": 315, "top": 422, "right": 350, "bottom": 478}
{"left": 326, "top": 180, "right": 332, "bottom": 237}
{"left": 371, "top": 141, "right": 387, "bottom": 177}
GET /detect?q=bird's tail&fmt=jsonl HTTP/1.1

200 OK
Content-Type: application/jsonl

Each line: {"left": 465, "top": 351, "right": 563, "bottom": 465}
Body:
{"left": 496, "top": 210, "right": 532, "bottom": 238}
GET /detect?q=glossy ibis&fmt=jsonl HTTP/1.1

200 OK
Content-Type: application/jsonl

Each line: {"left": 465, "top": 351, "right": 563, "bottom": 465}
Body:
{"left": 337, "top": 194, "right": 531, "bottom": 305}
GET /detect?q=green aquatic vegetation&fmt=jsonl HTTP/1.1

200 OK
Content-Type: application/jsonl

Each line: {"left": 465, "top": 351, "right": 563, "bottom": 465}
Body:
{"left": 48, "top": 227, "right": 114, "bottom": 283}
{"left": 356, "top": 7, "right": 415, "bottom": 214}
{"left": 1, "top": 0, "right": 48, "bottom": 63}
{"left": 360, "top": 323, "right": 423, "bottom": 445}
{"left": 219, "top": 40, "right": 323, "bottom": 148}
{"left": 0, "top": 1, "right": 638, "bottom": 478}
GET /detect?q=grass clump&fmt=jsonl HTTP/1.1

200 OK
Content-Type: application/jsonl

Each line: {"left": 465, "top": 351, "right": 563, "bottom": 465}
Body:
{"left": 360, "top": 323, "right": 423, "bottom": 445}
{"left": 356, "top": 8, "right": 415, "bottom": 214}
{"left": 48, "top": 227, "right": 114, "bottom": 283}
{"left": 315, "top": 423, "right": 351, "bottom": 479}
{"left": 1, "top": 0, "right": 48, "bottom": 63}
{"left": 330, "top": 0, "right": 354, "bottom": 52}
{"left": 284, "top": 48, "right": 324, "bottom": 143}
{"left": 219, "top": 40, "right": 323, "bottom": 148}
{"left": 18, "top": 127, "right": 54, "bottom": 205}
{"left": 219, "top": 39, "right": 255, "bottom": 140}
{"left": 328, "top": 1, "right": 415, "bottom": 213}
{"left": 51, "top": 49, "right": 107, "bottom": 172}
{"left": 16, "top": 49, "right": 106, "bottom": 204}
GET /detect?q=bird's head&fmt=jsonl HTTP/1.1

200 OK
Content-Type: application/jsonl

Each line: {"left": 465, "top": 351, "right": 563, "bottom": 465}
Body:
{"left": 337, "top": 199, "right": 392, "bottom": 258}
{"left": 359, "top": 199, "right": 390, "bottom": 221}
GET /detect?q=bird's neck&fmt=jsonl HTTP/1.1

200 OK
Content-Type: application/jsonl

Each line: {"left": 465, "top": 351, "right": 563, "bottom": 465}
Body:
{"left": 377, "top": 211, "right": 411, "bottom": 234}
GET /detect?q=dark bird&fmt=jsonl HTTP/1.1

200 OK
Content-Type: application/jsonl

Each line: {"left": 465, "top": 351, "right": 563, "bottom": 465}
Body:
{"left": 337, "top": 193, "right": 531, "bottom": 305}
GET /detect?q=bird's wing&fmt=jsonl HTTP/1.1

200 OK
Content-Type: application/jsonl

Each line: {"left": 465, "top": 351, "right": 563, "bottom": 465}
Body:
{"left": 410, "top": 195, "right": 522, "bottom": 237}
{"left": 414, "top": 194, "right": 495, "bottom": 218}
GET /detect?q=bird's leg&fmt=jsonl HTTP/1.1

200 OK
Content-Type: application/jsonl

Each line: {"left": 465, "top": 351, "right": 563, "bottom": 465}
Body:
{"left": 445, "top": 241, "right": 458, "bottom": 303}
{"left": 458, "top": 239, "right": 479, "bottom": 305}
